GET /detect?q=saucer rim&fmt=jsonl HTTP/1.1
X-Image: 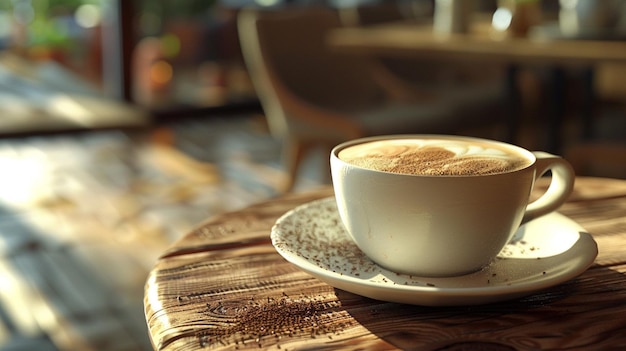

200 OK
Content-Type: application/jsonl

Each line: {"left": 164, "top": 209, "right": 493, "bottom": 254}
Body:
{"left": 271, "top": 197, "right": 598, "bottom": 305}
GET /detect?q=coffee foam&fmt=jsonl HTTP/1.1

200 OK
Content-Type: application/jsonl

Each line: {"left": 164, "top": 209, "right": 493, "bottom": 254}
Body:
{"left": 338, "top": 139, "right": 530, "bottom": 176}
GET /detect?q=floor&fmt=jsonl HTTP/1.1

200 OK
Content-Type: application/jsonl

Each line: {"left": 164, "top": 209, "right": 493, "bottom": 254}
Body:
{"left": 0, "top": 115, "right": 327, "bottom": 351}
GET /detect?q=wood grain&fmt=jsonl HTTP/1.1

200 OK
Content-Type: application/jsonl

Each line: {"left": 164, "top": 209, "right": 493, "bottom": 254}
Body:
{"left": 145, "top": 177, "right": 626, "bottom": 350}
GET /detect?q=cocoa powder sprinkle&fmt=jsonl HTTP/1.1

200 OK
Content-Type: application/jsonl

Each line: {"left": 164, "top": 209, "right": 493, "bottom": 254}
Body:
{"left": 196, "top": 294, "right": 349, "bottom": 348}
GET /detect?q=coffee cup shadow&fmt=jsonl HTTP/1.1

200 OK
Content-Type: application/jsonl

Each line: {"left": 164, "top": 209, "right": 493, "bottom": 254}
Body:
{"left": 332, "top": 264, "right": 623, "bottom": 351}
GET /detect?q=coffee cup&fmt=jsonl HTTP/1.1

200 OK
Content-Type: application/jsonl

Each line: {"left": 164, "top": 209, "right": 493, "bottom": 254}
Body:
{"left": 330, "top": 135, "right": 575, "bottom": 277}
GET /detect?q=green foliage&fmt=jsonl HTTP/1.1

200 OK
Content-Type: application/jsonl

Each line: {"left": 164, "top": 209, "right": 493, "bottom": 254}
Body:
{"left": 11, "top": 0, "right": 103, "bottom": 48}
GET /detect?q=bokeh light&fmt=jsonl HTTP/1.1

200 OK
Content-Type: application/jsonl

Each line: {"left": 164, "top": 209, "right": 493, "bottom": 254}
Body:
{"left": 75, "top": 4, "right": 101, "bottom": 28}
{"left": 255, "top": 0, "right": 281, "bottom": 8}
{"left": 492, "top": 7, "right": 512, "bottom": 32}
{"left": 150, "top": 60, "right": 173, "bottom": 86}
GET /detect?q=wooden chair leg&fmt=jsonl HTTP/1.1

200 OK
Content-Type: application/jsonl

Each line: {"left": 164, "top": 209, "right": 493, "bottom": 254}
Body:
{"left": 281, "top": 138, "right": 311, "bottom": 193}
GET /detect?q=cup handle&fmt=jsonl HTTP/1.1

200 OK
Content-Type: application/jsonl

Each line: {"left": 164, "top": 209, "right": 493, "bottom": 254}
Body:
{"left": 521, "top": 152, "right": 575, "bottom": 225}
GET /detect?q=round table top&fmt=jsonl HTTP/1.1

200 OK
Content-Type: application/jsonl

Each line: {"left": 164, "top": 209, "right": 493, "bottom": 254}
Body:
{"left": 145, "top": 177, "right": 626, "bottom": 350}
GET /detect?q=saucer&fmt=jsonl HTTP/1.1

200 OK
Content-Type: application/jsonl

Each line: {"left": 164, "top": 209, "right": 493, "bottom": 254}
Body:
{"left": 270, "top": 197, "right": 598, "bottom": 306}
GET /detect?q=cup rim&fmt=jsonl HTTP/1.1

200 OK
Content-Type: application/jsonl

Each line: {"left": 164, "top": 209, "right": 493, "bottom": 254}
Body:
{"left": 331, "top": 134, "right": 536, "bottom": 178}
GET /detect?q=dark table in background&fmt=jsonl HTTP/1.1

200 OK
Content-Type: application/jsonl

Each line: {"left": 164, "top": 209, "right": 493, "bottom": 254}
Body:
{"left": 328, "top": 20, "right": 626, "bottom": 154}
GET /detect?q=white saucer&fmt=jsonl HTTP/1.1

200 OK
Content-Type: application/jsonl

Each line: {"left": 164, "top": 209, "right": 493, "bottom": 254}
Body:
{"left": 271, "top": 197, "right": 598, "bottom": 306}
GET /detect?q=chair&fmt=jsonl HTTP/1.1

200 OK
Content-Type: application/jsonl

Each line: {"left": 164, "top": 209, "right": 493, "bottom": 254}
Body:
{"left": 238, "top": 6, "right": 509, "bottom": 192}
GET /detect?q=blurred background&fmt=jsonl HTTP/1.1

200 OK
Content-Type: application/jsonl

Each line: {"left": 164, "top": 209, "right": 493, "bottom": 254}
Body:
{"left": 0, "top": 0, "right": 625, "bottom": 350}
{"left": 0, "top": 0, "right": 259, "bottom": 118}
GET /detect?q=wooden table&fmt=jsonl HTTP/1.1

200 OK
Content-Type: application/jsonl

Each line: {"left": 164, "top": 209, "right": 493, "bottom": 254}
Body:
{"left": 327, "top": 21, "right": 626, "bottom": 66}
{"left": 144, "top": 176, "right": 626, "bottom": 350}
{"left": 328, "top": 21, "right": 626, "bottom": 153}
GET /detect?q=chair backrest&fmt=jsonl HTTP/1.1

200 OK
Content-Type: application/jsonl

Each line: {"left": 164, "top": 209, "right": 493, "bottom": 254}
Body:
{"left": 238, "top": 6, "right": 384, "bottom": 137}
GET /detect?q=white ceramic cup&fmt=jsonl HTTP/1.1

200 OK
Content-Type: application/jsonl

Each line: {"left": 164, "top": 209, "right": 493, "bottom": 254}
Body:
{"left": 330, "top": 135, "right": 575, "bottom": 277}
